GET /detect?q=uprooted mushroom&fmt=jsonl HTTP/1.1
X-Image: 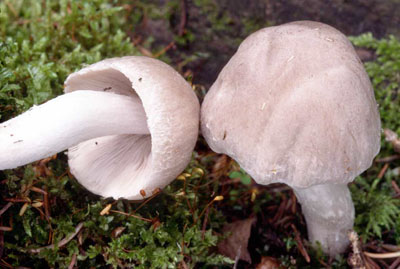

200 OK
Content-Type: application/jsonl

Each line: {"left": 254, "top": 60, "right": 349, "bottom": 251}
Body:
{"left": 201, "top": 21, "right": 381, "bottom": 256}
{"left": 0, "top": 56, "right": 200, "bottom": 200}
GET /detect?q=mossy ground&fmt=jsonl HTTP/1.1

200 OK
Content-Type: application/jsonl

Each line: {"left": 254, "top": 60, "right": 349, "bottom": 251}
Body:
{"left": 0, "top": 0, "right": 399, "bottom": 268}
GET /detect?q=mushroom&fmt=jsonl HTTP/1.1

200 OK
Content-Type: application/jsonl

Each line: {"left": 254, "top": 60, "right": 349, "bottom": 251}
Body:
{"left": 201, "top": 21, "right": 381, "bottom": 256}
{"left": 0, "top": 56, "right": 200, "bottom": 200}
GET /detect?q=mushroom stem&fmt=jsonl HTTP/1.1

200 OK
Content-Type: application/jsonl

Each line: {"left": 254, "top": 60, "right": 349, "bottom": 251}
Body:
{"left": 293, "top": 183, "right": 355, "bottom": 257}
{"left": 0, "top": 90, "right": 149, "bottom": 169}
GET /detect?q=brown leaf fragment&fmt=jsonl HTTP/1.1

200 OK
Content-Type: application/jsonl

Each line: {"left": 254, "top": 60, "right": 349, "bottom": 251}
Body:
{"left": 348, "top": 230, "right": 367, "bottom": 269}
{"left": 355, "top": 48, "right": 375, "bottom": 62}
{"left": 211, "top": 154, "right": 231, "bottom": 180}
{"left": 383, "top": 129, "right": 400, "bottom": 153}
{"left": 218, "top": 217, "right": 256, "bottom": 263}
{"left": 256, "top": 256, "right": 282, "bottom": 269}
{"left": 111, "top": 227, "right": 126, "bottom": 238}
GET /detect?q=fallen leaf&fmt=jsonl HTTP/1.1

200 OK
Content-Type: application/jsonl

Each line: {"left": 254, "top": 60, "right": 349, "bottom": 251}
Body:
{"left": 383, "top": 129, "right": 400, "bottom": 153}
{"left": 256, "top": 256, "right": 282, "bottom": 269}
{"left": 218, "top": 217, "right": 256, "bottom": 263}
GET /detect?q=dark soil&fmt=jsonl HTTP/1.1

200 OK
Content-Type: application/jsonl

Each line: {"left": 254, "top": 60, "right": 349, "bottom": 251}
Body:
{"left": 139, "top": 0, "right": 400, "bottom": 87}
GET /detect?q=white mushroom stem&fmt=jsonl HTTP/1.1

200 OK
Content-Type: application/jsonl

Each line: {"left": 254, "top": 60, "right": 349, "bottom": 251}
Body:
{"left": 293, "top": 183, "right": 355, "bottom": 257}
{"left": 0, "top": 90, "right": 149, "bottom": 170}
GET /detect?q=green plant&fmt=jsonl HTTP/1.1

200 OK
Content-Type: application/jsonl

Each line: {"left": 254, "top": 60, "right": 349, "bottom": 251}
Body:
{"left": 351, "top": 176, "right": 400, "bottom": 240}
{"left": 0, "top": 1, "right": 232, "bottom": 268}
{"left": 350, "top": 33, "right": 400, "bottom": 134}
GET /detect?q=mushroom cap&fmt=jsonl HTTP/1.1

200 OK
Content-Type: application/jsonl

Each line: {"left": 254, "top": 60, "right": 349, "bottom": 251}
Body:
{"left": 201, "top": 21, "right": 381, "bottom": 188}
{"left": 65, "top": 56, "right": 199, "bottom": 199}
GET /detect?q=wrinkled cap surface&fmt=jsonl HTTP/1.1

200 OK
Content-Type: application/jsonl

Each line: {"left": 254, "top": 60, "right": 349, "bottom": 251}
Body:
{"left": 65, "top": 56, "right": 200, "bottom": 199}
{"left": 201, "top": 21, "right": 381, "bottom": 188}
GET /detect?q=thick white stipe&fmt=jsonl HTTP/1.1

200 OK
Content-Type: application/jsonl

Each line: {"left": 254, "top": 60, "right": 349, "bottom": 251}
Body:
{"left": 0, "top": 90, "right": 149, "bottom": 169}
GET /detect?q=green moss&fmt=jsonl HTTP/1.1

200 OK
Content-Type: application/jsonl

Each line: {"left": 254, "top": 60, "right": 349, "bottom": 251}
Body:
{"left": 0, "top": 1, "right": 231, "bottom": 267}
{"left": 1, "top": 0, "right": 400, "bottom": 267}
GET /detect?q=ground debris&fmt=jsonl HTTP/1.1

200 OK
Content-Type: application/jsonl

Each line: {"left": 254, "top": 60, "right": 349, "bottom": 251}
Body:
{"left": 218, "top": 217, "right": 256, "bottom": 263}
{"left": 383, "top": 129, "right": 400, "bottom": 153}
{"left": 348, "top": 230, "right": 367, "bottom": 269}
{"left": 256, "top": 256, "right": 282, "bottom": 269}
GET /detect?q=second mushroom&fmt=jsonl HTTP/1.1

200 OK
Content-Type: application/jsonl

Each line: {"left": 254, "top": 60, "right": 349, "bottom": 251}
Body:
{"left": 0, "top": 56, "right": 200, "bottom": 200}
{"left": 201, "top": 21, "right": 381, "bottom": 256}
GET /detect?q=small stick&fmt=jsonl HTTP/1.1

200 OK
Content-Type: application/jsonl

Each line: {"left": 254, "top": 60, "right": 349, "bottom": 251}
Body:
{"left": 201, "top": 208, "right": 209, "bottom": 240}
{"left": 153, "top": 42, "right": 175, "bottom": 58}
{"left": 109, "top": 210, "right": 152, "bottom": 223}
{"left": 388, "top": 257, "right": 400, "bottom": 269}
{"left": 5, "top": 1, "right": 18, "bottom": 17}
{"left": 194, "top": 196, "right": 223, "bottom": 225}
{"left": 271, "top": 195, "right": 287, "bottom": 224}
{"left": 68, "top": 253, "right": 77, "bottom": 269}
{"left": 364, "top": 251, "right": 400, "bottom": 259}
{"left": 377, "top": 163, "right": 389, "bottom": 179}
{"left": 29, "top": 222, "right": 83, "bottom": 253}
{"left": 0, "top": 229, "right": 3, "bottom": 258}
{"left": 0, "top": 259, "right": 12, "bottom": 269}
{"left": 133, "top": 188, "right": 161, "bottom": 214}
{"left": 178, "top": 0, "right": 187, "bottom": 36}
{"left": 375, "top": 155, "right": 400, "bottom": 163}
{"left": 43, "top": 188, "right": 50, "bottom": 219}
{"left": 364, "top": 255, "right": 380, "bottom": 269}
{"left": 0, "top": 203, "right": 13, "bottom": 217}
{"left": 30, "top": 186, "right": 48, "bottom": 195}
{"left": 391, "top": 181, "right": 400, "bottom": 195}
{"left": 4, "top": 198, "right": 28, "bottom": 203}
{"left": 382, "top": 244, "right": 400, "bottom": 252}
{"left": 291, "top": 224, "right": 310, "bottom": 263}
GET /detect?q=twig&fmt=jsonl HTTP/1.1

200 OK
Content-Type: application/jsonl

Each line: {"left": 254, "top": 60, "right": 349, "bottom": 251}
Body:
{"left": 109, "top": 210, "right": 152, "bottom": 223}
{"left": 28, "top": 222, "right": 83, "bottom": 253}
{"left": 364, "top": 251, "right": 400, "bottom": 259}
{"left": 0, "top": 230, "right": 3, "bottom": 258}
{"left": 382, "top": 244, "right": 400, "bottom": 252}
{"left": 232, "top": 246, "right": 242, "bottom": 269}
{"left": 271, "top": 194, "right": 287, "bottom": 225}
{"left": 180, "top": 259, "right": 189, "bottom": 269}
{"left": 375, "top": 155, "right": 400, "bottom": 163}
{"left": 364, "top": 255, "right": 380, "bottom": 269}
{"left": 0, "top": 259, "right": 12, "bottom": 269}
{"left": 5, "top": 1, "right": 18, "bottom": 17}
{"left": 133, "top": 188, "right": 161, "bottom": 214}
{"left": 0, "top": 203, "right": 13, "bottom": 217}
{"left": 291, "top": 224, "right": 310, "bottom": 263}
{"left": 178, "top": 0, "right": 187, "bottom": 36}
{"left": 30, "top": 186, "right": 48, "bottom": 195}
{"left": 377, "top": 163, "right": 389, "bottom": 179}
{"left": 391, "top": 181, "right": 400, "bottom": 195}
{"left": 388, "top": 257, "right": 400, "bottom": 269}
{"left": 68, "top": 253, "right": 77, "bottom": 269}
{"left": 194, "top": 196, "right": 223, "bottom": 225}
{"left": 43, "top": 187, "right": 50, "bottom": 220}
{"left": 153, "top": 42, "right": 175, "bottom": 58}
{"left": 201, "top": 207, "right": 209, "bottom": 240}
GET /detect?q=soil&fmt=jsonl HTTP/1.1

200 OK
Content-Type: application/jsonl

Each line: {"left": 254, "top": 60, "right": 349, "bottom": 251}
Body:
{"left": 140, "top": 0, "right": 400, "bottom": 87}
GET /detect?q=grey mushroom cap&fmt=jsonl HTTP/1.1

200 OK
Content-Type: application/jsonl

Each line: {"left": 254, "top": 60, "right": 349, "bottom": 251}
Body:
{"left": 201, "top": 21, "right": 381, "bottom": 188}
{"left": 65, "top": 56, "right": 200, "bottom": 199}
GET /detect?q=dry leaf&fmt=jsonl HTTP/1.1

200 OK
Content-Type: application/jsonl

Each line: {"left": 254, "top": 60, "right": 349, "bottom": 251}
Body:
{"left": 256, "top": 256, "right": 282, "bottom": 269}
{"left": 383, "top": 129, "right": 400, "bottom": 153}
{"left": 218, "top": 217, "right": 256, "bottom": 263}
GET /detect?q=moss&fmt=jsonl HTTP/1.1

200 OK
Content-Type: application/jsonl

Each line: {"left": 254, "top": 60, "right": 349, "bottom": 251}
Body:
{"left": 1, "top": 0, "right": 400, "bottom": 267}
